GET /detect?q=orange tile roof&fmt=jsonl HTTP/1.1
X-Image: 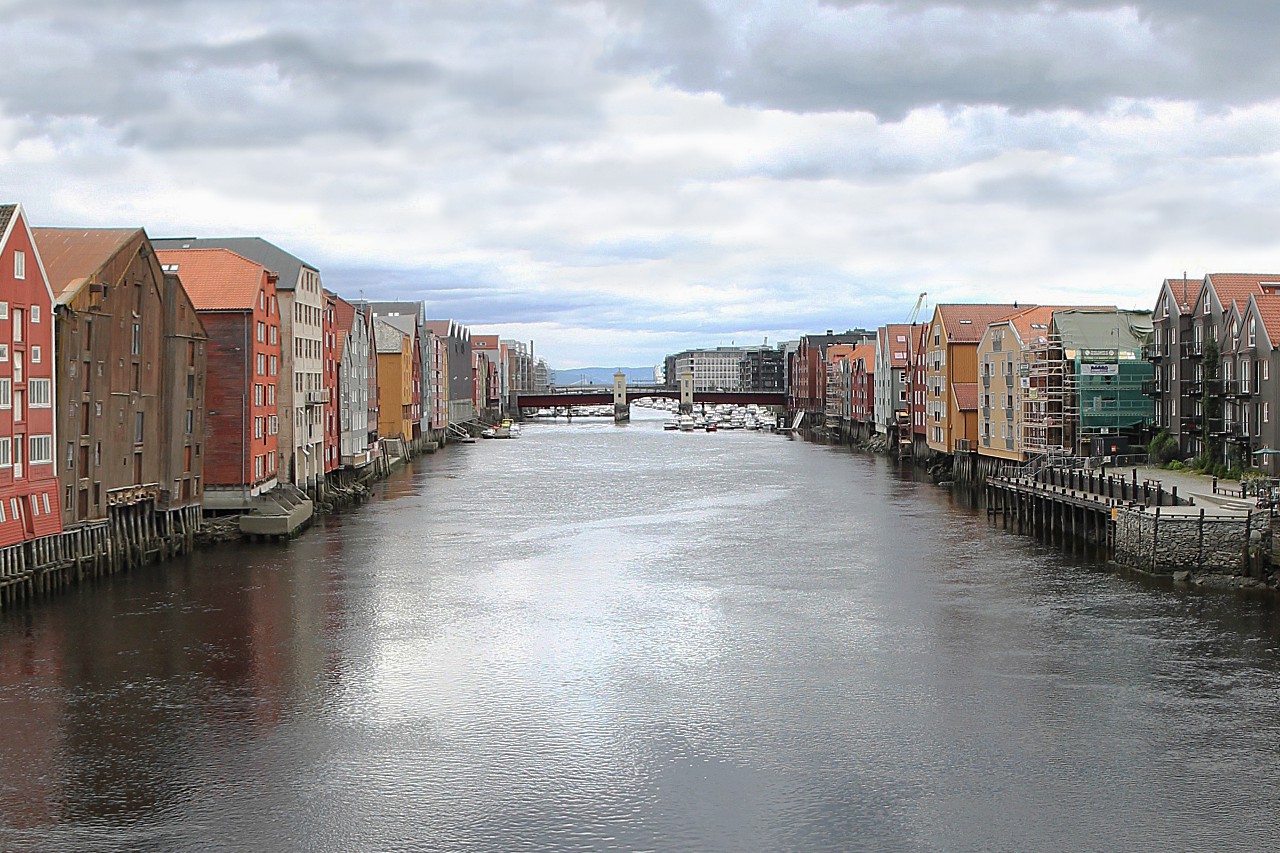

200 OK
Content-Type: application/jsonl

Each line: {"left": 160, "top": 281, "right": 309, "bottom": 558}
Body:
{"left": 952, "top": 382, "right": 979, "bottom": 411}
{"left": 1251, "top": 293, "right": 1280, "bottom": 348}
{"left": 880, "top": 324, "right": 914, "bottom": 366}
{"left": 1163, "top": 277, "right": 1198, "bottom": 315}
{"left": 32, "top": 227, "right": 140, "bottom": 303}
{"left": 936, "top": 304, "right": 1020, "bottom": 343}
{"left": 333, "top": 295, "right": 358, "bottom": 362}
{"left": 1206, "top": 273, "right": 1280, "bottom": 312}
{"left": 851, "top": 343, "right": 876, "bottom": 370}
{"left": 156, "top": 248, "right": 268, "bottom": 311}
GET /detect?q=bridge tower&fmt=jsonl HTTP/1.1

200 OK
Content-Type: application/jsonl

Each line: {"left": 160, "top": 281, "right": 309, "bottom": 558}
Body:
{"left": 679, "top": 369, "right": 694, "bottom": 414}
{"left": 613, "top": 371, "right": 629, "bottom": 422}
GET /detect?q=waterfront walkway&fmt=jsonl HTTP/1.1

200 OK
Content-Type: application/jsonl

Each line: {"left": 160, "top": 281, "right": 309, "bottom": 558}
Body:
{"left": 1131, "top": 465, "right": 1257, "bottom": 516}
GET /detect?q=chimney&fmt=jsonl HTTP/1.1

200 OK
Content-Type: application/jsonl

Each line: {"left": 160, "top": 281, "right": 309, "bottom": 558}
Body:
{"left": 826, "top": 329, "right": 834, "bottom": 336}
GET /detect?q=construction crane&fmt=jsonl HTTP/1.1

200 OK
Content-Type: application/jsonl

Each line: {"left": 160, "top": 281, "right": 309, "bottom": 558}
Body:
{"left": 907, "top": 291, "right": 927, "bottom": 324}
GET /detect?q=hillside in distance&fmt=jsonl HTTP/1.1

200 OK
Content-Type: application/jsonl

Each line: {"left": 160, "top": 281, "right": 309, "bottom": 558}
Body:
{"left": 551, "top": 367, "right": 658, "bottom": 387}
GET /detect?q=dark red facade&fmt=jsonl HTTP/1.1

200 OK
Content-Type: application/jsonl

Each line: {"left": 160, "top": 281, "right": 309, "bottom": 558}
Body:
{"left": 0, "top": 205, "right": 61, "bottom": 545}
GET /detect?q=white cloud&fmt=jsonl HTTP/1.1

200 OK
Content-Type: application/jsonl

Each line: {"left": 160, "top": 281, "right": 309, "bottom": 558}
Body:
{"left": 4, "top": 1, "right": 1280, "bottom": 366}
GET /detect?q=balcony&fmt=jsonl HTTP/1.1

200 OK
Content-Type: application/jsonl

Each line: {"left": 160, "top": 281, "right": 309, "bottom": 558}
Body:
{"left": 1182, "top": 379, "right": 1203, "bottom": 397}
{"left": 304, "top": 389, "right": 331, "bottom": 405}
{"left": 954, "top": 438, "right": 973, "bottom": 453}
{"left": 1236, "top": 382, "right": 1254, "bottom": 399}
{"left": 1180, "top": 417, "right": 1203, "bottom": 434}
{"left": 1141, "top": 342, "right": 1168, "bottom": 361}
{"left": 1140, "top": 380, "right": 1162, "bottom": 397}
{"left": 1181, "top": 340, "right": 1204, "bottom": 359}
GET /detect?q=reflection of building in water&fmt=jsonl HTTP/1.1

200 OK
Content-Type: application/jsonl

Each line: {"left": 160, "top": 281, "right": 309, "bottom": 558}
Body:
{"left": 0, "top": 619, "right": 65, "bottom": 830}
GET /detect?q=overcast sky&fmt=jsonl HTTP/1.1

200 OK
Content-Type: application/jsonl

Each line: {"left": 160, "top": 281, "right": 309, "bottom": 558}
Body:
{"left": 5, "top": 1, "right": 1280, "bottom": 367}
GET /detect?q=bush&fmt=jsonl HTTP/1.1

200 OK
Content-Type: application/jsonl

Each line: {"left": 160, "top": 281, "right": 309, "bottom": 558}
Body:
{"left": 1214, "top": 463, "right": 1229, "bottom": 478}
{"left": 1167, "top": 460, "right": 1184, "bottom": 470}
{"left": 1147, "top": 430, "right": 1180, "bottom": 465}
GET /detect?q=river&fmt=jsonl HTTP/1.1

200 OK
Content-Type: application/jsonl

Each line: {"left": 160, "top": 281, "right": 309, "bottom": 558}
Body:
{"left": 2, "top": 408, "right": 1279, "bottom": 852}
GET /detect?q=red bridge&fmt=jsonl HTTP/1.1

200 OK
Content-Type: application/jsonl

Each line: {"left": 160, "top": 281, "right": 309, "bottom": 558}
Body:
{"left": 516, "top": 386, "right": 785, "bottom": 408}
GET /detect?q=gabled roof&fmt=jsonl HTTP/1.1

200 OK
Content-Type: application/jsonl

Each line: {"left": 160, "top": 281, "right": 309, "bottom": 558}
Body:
{"left": 851, "top": 342, "right": 876, "bottom": 371}
{"left": 364, "top": 301, "right": 425, "bottom": 323}
{"left": 333, "top": 295, "right": 359, "bottom": 362}
{"left": 935, "top": 304, "right": 1019, "bottom": 343}
{"left": 1160, "top": 276, "right": 1197, "bottom": 316}
{"left": 952, "top": 382, "right": 979, "bottom": 411}
{"left": 31, "top": 227, "right": 141, "bottom": 303}
{"left": 1247, "top": 293, "right": 1280, "bottom": 352}
{"left": 878, "top": 324, "right": 914, "bottom": 367}
{"left": 1204, "top": 273, "right": 1280, "bottom": 313}
{"left": 1, "top": 206, "right": 58, "bottom": 307}
{"left": 152, "top": 237, "right": 315, "bottom": 290}
{"left": 374, "top": 318, "right": 408, "bottom": 354}
{"left": 155, "top": 248, "right": 269, "bottom": 311}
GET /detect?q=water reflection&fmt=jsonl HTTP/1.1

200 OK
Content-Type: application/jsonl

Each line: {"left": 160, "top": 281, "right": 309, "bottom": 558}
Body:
{"left": 1, "top": 412, "right": 1280, "bottom": 851}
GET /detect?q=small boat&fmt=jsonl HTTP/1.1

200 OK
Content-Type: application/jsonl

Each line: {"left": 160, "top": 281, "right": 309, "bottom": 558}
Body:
{"left": 481, "top": 418, "right": 520, "bottom": 439}
{"left": 677, "top": 415, "right": 696, "bottom": 432}
{"left": 663, "top": 418, "right": 679, "bottom": 431}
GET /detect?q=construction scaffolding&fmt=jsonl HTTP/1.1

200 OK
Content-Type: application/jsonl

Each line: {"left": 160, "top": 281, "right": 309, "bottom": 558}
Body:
{"left": 1021, "top": 331, "right": 1153, "bottom": 457}
{"left": 1020, "top": 334, "right": 1075, "bottom": 455}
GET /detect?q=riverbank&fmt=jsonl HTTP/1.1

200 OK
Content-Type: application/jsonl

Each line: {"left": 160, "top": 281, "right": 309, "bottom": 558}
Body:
{"left": 0, "top": 431, "right": 463, "bottom": 612}
{"left": 818, "top": 424, "right": 1280, "bottom": 595}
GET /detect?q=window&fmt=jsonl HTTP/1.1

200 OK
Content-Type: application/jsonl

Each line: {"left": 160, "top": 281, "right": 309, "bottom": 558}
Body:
{"left": 30, "top": 305, "right": 39, "bottom": 323}
{"left": 131, "top": 323, "right": 141, "bottom": 355}
{"left": 257, "top": 321, "right": 266, "bottom": 343}
{"left": 0, "top": 302, "right": 7, "bottom": 320}
{"left": 13, "top": 251, "right": 24, "bottom": 280}
{"left": 28, "top": 435, "right": 51, "bottom": 465}
{"left": 28, "top": 378, "right": 50, "bottom": 407}
{"left": 0, "top": 438, "right": 10, "bottom": 467}
{"left": 134, "top": 412, "right": 144, "bottom": 444}
{"left": 257, "top": 352, "right": 266, "bottom": 375}
{"left": 0, "top": 378, "right": 10, "bottom": 408}
{"left": 30, "top": 345, "right": 40, "bottom": 364}
{"left": 42, "top": 493, "right": 50, "bottom": 515}
{"left": 185, "top": 409, "right": 194, "bottom": 434}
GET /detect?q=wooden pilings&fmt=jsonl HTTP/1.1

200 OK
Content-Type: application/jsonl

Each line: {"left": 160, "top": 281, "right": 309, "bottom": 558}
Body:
{"left": 985, "top": 469, "right": 1123, "bottom": 556}
{"left": 0, "top": 502, "right": 205, "bottom": 613}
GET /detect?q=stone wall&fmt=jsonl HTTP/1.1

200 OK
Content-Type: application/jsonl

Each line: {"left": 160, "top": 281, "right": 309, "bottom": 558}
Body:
{"left": 1115, "top": 508, "right": 1269, "bottom": 574}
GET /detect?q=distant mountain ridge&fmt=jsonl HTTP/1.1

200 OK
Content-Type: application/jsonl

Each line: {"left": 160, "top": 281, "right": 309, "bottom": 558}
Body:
{"left": 551, "top": 367, "right": 657, "bottom": 387}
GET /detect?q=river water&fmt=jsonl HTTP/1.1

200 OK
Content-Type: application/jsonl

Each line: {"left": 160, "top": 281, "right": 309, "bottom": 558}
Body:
{"left": 2, "top": 408, "right": 1280, "bottom": 852}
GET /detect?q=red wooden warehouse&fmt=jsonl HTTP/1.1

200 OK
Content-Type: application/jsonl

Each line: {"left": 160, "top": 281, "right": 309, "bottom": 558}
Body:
{"left": 0, "top": 204, "right": 62, "bottom": 545}
{"left": 157, "top": 248, "right": 281, "bottom": 508}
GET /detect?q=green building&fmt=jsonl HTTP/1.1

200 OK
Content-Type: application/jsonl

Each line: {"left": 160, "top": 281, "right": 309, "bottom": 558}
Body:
{"left": 1050, "top": 309, "right": 1155, "bottom": 454}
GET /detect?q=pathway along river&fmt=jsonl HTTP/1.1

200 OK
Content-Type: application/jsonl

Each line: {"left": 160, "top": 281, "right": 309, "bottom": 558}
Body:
{"left": 3, "top": 409, "right": 1280, "bottom": 851}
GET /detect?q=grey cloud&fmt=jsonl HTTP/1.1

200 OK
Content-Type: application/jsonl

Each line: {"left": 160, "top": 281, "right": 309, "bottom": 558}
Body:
{"left": 0, "top": 0, "right": 612, "bottom": 150}
{"left": 601, "top": 0, "right": 1280, "bottom": 119}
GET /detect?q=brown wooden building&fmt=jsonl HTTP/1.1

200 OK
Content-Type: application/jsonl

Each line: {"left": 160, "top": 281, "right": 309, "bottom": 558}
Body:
{"left": 32, "top": 228, "right": 207, "bottom": 536}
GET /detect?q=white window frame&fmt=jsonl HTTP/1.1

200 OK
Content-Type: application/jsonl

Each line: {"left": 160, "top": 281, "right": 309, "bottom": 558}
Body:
{"left": 28, "top": 434, "right": 51, "bottom": 465}
{"left": 0, "top": 378, "right": 11, "bottom": 408}
{"left": 13, "top": 251, "right": 24, "bottom": 280}
{"left": 29, "top": 305, "right": 39, "bottom": 323}
{"left": 30, "top": 345, "right": 40, "bottom": 364}
{"left": 0, "top": 437, "right": 11, "bottom": 467}
{"left": 28, "top": 378, "right": 50, "bottom": 408}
